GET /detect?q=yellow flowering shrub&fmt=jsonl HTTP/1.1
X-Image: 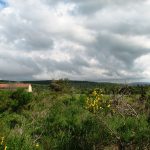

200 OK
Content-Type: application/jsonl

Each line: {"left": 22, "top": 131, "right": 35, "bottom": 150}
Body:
{"left": 35, "top": 143, "right": 39, "bottom": 148}
{"left": 85, "top": 89, "right": 111, "bottom": 113}
{"left": 0, "top": 136, "right": 7, "bottom": 150}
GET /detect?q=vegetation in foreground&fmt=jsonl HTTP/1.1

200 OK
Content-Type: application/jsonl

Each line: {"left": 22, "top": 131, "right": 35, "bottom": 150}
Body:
{"left": 0, "top": 80, "right": 150, "bottom": 150}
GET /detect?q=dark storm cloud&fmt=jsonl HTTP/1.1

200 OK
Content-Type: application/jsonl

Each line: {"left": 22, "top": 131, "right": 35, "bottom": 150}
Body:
{"left": 94, "top": 32, "right": 149, "bottom": 65}
{"left": 0, "top": 8, "right": 54, "bottom": 51}
{"left": 0, "top": 52, "right": 41, "bottom": 80}
{"left": 36, "top": 53, "right": 89, "bottom": 75}
{"left": 70, "top": 0, "right": 147, "bottom": 14}
{"left": 84, "top": 31, "right": 150, "bottom": 79}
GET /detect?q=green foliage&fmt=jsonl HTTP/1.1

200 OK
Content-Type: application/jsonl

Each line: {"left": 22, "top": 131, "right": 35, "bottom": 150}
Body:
{"left": 0, "top": 83, "right": 150, "bottom": 149}
{"left": 42, "top": 96, "right": 111, "bottom": 150}
{"left": 0, "top": 91, "right": 11, "bottom": 112}
{"left": 0, "top": 89, "right": 32, "bottom": 112}
{"left": 50, "top": 79, "right": 71, "bottom": 93}
{"left": 106, "top": 115, "right": 150, "bottom": 147}
{"left": 10, "top": 89, "right": 32, "bottom": 111}
{"left": 6, "top": 135, "right": 33, "bottom": 150}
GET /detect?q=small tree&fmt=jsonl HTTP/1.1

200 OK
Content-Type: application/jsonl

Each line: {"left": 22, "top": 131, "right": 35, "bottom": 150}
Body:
{"left": 50, "top": 78, "right": 70, "bottom": 92}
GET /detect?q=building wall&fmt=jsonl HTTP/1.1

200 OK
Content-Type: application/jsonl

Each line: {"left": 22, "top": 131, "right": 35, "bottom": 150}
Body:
{"left": 28, "top": 85, "right": 32, "bottom": 92}
{"left": 0, "top": 84, "right": 33, "bottom": 92}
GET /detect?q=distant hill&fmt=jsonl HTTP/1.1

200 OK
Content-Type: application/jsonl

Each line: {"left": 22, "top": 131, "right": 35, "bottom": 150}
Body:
{"left": 20, "top": 80, "right": 123, "bottom": 92}
{"left": 129, "top": 82, "right": 150, "bottom": 86}
{"left": 0, "top": 80, "right": 16, "bottom": 83}
{"left": 0, "top": 79, "right": 121, "bottom": 88}
{"left": 1, "top": 80, "right": 149, "bottom": 88}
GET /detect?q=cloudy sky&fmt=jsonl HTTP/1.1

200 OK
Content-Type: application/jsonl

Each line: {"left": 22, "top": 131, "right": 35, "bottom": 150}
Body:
{"left": 0, "top": 0, "right": 150, "bottom": 82}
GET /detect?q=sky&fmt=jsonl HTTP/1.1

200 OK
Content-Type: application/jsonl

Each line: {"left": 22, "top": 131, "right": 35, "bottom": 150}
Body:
{"left": 0, "top": 0, "right": 150, "bottom": 82}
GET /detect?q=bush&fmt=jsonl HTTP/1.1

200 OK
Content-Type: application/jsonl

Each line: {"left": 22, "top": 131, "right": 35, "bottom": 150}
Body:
{"left": 10, "top": 89, "right": 32, "bottom": 111}
{"left": 42, "top": 96, "right": 111, "bottom": 150}
{"left": 106, "top": 115, "right": 150, "bottom": 148}
{"left": 3, "top": 135, "right": 34, "bottom": 150}
{"left": 0, "top": 91, "right": 11, "bottom": 112}
{"left": 50, "top": 79, "right": 71, "bottom": 92}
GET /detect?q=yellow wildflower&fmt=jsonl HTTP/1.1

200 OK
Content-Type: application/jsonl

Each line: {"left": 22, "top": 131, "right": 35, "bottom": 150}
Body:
{"left": 107, "top": 104, "right": 110, "bottom": 108}
{"left": 36, "top": 143, "right": 39, "bottom": 147}
{"left": 91, "top": 103, "right": 95, "bottom": 107}
{"left": 4, "top": 145, "right": 7, "bottom": 150}
{"left": 112, "top": 109, "right": 115, "bottom": 113}
{"left": 92, "top": 90, "right": 97, "bottom": 96}
{"left": 1, "top": 137, "right": 4, "bottom": 145}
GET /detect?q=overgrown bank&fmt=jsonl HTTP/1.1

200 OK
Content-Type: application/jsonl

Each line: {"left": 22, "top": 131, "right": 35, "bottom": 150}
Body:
{"left": 0, "top": 81, "right": 150, "bottom": 150}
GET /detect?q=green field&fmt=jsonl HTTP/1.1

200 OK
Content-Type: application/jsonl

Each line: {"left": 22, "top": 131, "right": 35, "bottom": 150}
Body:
{"left": 0, "top": 80, "right": 150, "bottom": 150}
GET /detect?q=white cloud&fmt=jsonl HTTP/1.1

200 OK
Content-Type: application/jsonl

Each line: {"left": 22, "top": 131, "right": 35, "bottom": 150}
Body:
{"left": 0, "top": 0, "right": 150, "bottom": 81}
{"left": 135, "top": 54, "right": 150, "bottom": 77}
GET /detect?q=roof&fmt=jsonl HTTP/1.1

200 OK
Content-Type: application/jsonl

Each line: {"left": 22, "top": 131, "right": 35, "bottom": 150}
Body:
{"left": 0, "top": 83, "right": 31, "bottom": 89}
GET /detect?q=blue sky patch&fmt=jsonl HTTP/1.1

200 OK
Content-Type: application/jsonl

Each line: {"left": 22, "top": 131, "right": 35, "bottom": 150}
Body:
{"left": 0, "top": 0, "right": 7, "bottom": 9}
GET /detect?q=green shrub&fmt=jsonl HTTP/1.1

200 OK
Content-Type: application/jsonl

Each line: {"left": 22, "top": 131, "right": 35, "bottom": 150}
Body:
{"left": 106, "top": 115, "right": 150, "bottom": 148}
{"left": 10, "top": 89, "right": 32, "bottom": 111}
{"left": 5, "top": 135, "right": 34, "bottom": 150}
{"left": 0, "top": 91, "right": 11, "bottom": 112}
{"left": 42, "top": 96, "right": 111, "bottom": 150}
